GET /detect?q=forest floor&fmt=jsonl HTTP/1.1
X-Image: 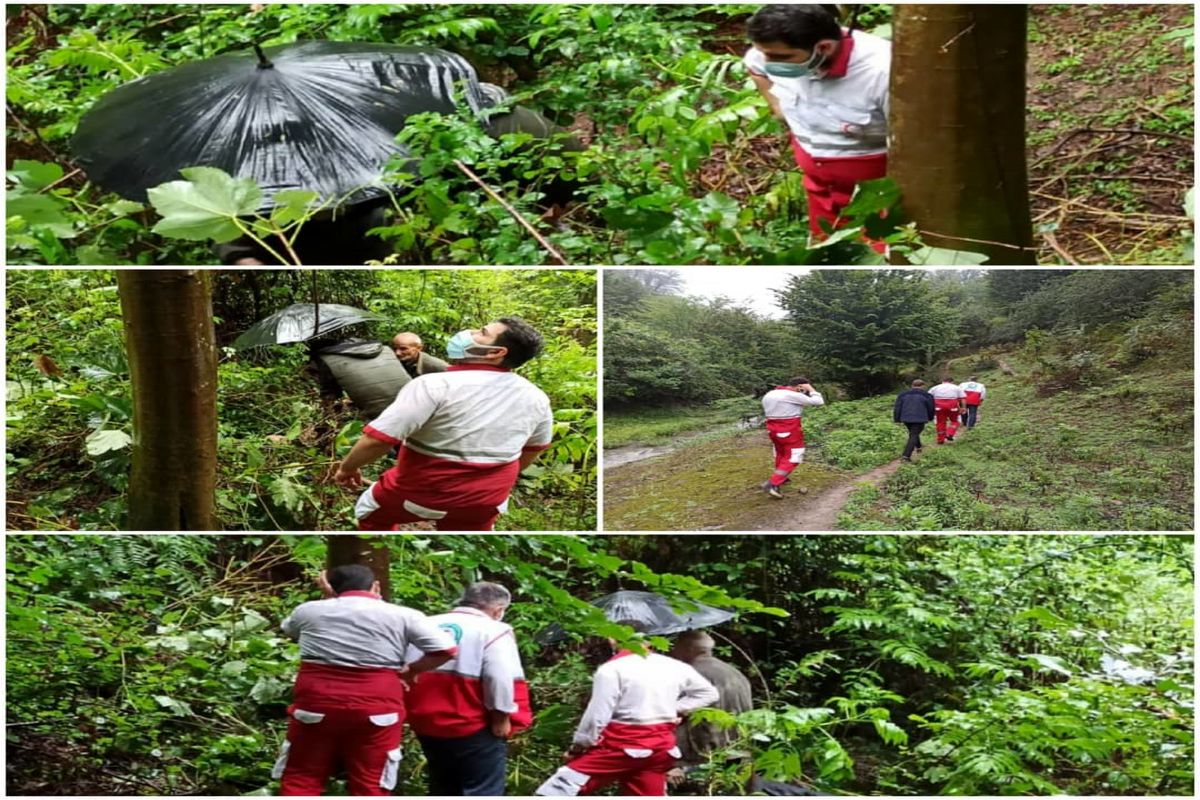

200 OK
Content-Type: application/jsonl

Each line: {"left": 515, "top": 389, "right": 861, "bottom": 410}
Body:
{"left": 1023, "top": 4, "right": 1194, "bottom": 264}
{"left": 605, "top": 349, "right": 1193, "bottom": 531}
{"left": 694, "top": 4, "right": 1195, "bottom": 265}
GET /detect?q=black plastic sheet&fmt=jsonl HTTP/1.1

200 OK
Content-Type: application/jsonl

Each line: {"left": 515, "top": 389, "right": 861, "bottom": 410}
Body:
{"left": 72, "top": 42, "right": 491, "bottom": 209}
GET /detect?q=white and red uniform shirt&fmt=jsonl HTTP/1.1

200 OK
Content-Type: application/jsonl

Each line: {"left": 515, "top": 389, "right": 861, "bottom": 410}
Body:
{"left": 744, "top": 29, "right": 890, "bottom": 159}
{"left": 762, "top": 387, "right": 825, "bottom": 419}
{"left": 404, "top": 606, "right": 533, "bottom": 738}
{"left": 929, "top": 382, "right": 966, "bottom": 410}
{"left": 959, "top": 381, "right": 986, "bottom": 405}
{"left": 361, "top": 365, "right": 553, "bottom": 511}
{"left": 572, "top": 651, "right": 719, "bottom": 751}
{"left": 281, "top": 591, "right": 457, "bottom": 714}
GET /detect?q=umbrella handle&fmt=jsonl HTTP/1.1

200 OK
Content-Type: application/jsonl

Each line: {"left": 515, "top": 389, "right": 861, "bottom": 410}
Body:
{"left": 253, "top": 44, "right": 274, "bottom": 70}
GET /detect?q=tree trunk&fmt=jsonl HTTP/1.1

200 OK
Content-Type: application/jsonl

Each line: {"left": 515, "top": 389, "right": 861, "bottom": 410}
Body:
{"left": 326, "top": 535, "right": 391, "bottom": 600}
{"left": 117, "top": 270, "right": 219, "bottom": 530}
{"left": 890, "top": 5, "right": 1037, "bottom": 265}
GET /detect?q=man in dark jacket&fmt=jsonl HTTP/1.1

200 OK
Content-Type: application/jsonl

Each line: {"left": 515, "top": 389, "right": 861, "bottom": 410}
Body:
{"left": 669, "top": 632, "right": 753, "bottom": 768}
{"left": 309, "top": 338, "right": 412, "bottom": 419}
{"left": 893, "top": 380, "right": 935, "bottom": 462}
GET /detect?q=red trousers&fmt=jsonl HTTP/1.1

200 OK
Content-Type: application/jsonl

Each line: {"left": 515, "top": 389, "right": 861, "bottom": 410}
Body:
{"left": 934, "top": 403, "right": 961, "bottom": 444}
{"left": 766, "top": 417, "right": 805, "bottom": 486}
{"left": 540, "top": 745, "right": 677, "bottom": 796}
{"left": 276, "top": 707, "right": 404, "bottom": 796}
{"left": 790, "top": 136, "right": 888, "bottom": 248}
{"left": 356, "top": 483, "right": 501, "bottom": 531}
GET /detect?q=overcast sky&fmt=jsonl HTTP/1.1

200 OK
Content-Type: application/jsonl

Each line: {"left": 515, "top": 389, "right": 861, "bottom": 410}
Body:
{"left": 673, "top": 268, "right": 809, "bottom": 318}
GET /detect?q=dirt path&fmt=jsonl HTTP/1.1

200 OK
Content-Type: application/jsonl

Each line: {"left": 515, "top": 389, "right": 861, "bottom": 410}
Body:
{"left": 750, "top": 458, "right": 905, "bottom": 532}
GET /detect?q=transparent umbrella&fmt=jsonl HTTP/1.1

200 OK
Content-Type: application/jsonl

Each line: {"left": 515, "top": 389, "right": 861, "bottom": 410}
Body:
{"left": 537, "top": 590, "right": 735, "bottom": 644}
{"left": 232, "top": 303, "right": 384, "bottom": 350}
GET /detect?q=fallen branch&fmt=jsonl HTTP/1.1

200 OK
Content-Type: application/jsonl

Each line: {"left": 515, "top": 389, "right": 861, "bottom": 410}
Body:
{"left": 1073, "top": 127, "right": 1192, "bottom": 144}
{"left": 453, "top": 160, "right": 569, "bottom": 265}
{"left": 1043, "top": 230, "right": 1080, "bottom": 265}
{"left": 1031, "top": 190, "right": 1190, "bottom": 225}
{"left": 915, "top": 229, "right": 1038, "bottom": 253}
{"left": 1052, "top": 173, "right": 1191, "bottom": 188}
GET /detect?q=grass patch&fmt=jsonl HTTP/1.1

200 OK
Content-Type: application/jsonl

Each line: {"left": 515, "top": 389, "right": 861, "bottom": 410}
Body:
{"left": 604, "top": 398, "right": 758, "bottom": 449}
{"left": 604, "top": 393, "right": 907, "bottom": 530}
{"left": 603, "top": 430, "right": 845, "bottom": 531}
{"left": 839, "top": 356, "right": 1194, "bottom": 531}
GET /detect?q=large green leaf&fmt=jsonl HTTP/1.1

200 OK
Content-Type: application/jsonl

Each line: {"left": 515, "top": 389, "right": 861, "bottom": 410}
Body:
{"left": 7, "top": 160, "right": 65, "bottom": 191}
{"left": 148, "top": 166, "right": 262, "bottom": 243}
{"left": 7, "top": 192, "right": 75, "bottom": 238}
{"left": 84, "top": 428, "right": 132, "bottom": 456}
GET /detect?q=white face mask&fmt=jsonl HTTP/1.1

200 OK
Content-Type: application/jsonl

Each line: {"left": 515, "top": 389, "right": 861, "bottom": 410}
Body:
{"left": 763, "top": 46, "right": 826, "bottom": 79}
{"left": 446, "top": 329, "right": 502, "bottom": 359}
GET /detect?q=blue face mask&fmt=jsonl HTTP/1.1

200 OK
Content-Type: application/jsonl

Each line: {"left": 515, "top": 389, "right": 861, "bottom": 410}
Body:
{"left": 446, "top": 329, "right": 501, "bottom": 360}
{"left": 763, "top": 47, "right": 825, "bottom": 79}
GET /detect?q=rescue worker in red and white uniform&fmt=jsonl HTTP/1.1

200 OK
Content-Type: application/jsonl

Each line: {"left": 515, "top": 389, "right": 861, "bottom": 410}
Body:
{"left": 929, "top": 378, "right": 967, "bottom": 444}
{"left": 333, "top": 317, "right": 554, "bottom": 531}
{"left": 760, "top": 377, "right": 825, "bottom": 499}
{"left": 273, "top": 565, "right": 458, "bottom": 796}
{"left": 405, "top": 582, "right": 533, "bottom": 795}
{"left": 959, "top": 376, "right": 987, "bottom": 430}
{"left": 536, "top": 621, "right": 719, "bottom": 797}
{"left": 744, "top": 5, "right": 889, "bottom": 242}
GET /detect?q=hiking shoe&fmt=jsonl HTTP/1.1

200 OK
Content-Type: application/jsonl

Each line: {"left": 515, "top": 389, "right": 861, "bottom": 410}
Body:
{"left": 766, "top": 484, "right": 784, "bottom": 499}
{"left": 902, "top": 456, "right": 912, "bottom": 462}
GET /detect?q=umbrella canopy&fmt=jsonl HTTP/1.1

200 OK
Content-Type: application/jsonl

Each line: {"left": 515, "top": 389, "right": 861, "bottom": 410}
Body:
{"left": 232, "top": 303, "right": 385, "bottom": 350}
{"left": 537, "top": 590, "right": 736, "bottom": 644}
{"left": 593, "top": 590, "right": 736, "bottom": 635}
{"left": 72, "top": 41, "right": 492, "bottom": 209}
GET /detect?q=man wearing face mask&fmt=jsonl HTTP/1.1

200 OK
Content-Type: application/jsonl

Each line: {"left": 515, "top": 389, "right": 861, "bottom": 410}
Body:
{"left": 744, "top": 4, "right": 890, "bottom": 240}
{"left": 332, "top": 317, "right": 553, "bottom": 531}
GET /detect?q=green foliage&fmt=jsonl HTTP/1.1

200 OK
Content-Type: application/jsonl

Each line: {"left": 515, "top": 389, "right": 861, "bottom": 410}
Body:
{"left": 5, "top": 534, "right": 786, "bottom": 795}
{"left": 840, "top": 294, "right": 1193, "bottom": 531}
{"left": 603, "top": 270, "right": 806, "bottom": 407}
{"left": 777, "top": 271, "right": 961, "bottom": 397}
{"left": 7, "top": 269, "right": 596, "bottom": 531}
{"left": 6, "top": 4, "right": 974, "bottom": 266}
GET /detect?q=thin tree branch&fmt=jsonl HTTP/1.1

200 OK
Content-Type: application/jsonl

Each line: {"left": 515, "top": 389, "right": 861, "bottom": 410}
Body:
{"left": 453, "top": 159, "right": 569, "bottom": 265}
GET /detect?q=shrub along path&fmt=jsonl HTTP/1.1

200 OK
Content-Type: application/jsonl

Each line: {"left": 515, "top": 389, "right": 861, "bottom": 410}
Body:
{"left": 605, "top": 349, "right": 1193, "bottom": 531}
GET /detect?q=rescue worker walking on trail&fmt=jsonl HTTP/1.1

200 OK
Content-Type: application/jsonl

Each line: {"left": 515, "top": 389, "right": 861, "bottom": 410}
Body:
{"left": 959, "top": 376, "right": 987, "bottom": 430}
{"left": 744, "top": 4, "right": 890, "bottom": 240}
{"left": 405, "top": 582, "right": 533, "bottom": 796}
{"left": 536, "top": 621, "right": 719, "bottom": 797}
{"left": 760, "top": 377, "right": 825, "bottom": 499}
{"left": 333, "top": 318, "right": 553, "bottom": 531}
{"left": 893, "top": 379, "right": 935, "bottom": 461}
{"left": 929, "top": 377, "right": 967, "bottom": 444}
{"left": 274, "top": 565, "right": 458, "bottom": 796}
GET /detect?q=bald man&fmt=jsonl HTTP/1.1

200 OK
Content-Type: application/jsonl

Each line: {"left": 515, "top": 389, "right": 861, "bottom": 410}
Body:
{"left": 668, "top": 632, "right": 753, "bottom": 766}
{"left": 392, "top": 333, "right": 449, "bottom": 379}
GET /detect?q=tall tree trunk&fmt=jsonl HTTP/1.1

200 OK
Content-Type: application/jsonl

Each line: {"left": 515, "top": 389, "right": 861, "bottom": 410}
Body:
{"left": 326, "top": 535, "right": 391, "bottom": 600}
{"left": 117, "top": 270, "right": 219, "bottom": 530}
{"left": 890, "top": 5, "right": 1037, "bottom": 265}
